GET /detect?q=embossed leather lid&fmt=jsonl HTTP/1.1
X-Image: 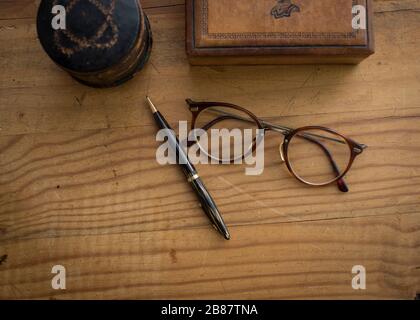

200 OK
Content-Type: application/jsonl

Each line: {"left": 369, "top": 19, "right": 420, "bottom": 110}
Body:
{"left": 37, "top": 0, "right": 142, "bottom": 72}
{"left": 186, "top": 0, "right": 374, "bottom": 62}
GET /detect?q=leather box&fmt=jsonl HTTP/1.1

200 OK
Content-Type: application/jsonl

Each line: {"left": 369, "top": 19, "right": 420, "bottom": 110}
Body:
{"left": 186, "top": 0, "right": 374, "bottom": 65}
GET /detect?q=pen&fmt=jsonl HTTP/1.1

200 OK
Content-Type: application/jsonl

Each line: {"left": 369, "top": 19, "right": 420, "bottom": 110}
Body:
{"left": 146, "top": 96, "right": 231, "bottom": 240}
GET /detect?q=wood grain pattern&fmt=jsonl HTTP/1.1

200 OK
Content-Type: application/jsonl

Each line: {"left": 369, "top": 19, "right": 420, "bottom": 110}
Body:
{"left": 0, "top": 214, "right": 419, "bottom": 299}
{"left": 0, "top": 0, "right": 419, "bottom": 299}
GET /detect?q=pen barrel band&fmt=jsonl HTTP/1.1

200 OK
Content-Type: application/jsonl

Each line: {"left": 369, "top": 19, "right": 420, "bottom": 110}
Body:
{"left": 187, "top": 174, "right": 200, "bottom": 182}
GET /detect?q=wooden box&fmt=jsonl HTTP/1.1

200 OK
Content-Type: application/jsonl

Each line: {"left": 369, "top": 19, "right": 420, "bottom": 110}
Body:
{"left": 186, "top": 0, "right": 374, "bottom": 65}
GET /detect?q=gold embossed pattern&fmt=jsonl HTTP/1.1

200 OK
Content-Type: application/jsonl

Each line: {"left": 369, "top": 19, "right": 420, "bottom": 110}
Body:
{"left": 271, "top": 0, "right": 300, "bottom": 19}
{"left": 194, "top": 0, "right": 367, "bottom": 47}
{"left": 53, "top": 0, "right": 119, "bottom": 57}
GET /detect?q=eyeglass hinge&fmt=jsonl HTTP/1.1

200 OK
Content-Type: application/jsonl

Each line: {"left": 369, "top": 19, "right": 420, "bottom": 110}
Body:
{"left": 190, "top": 107, "right": 199, "bottom": 112}
{"left": 353, "top": 147, "right": 363, "bottom": 154}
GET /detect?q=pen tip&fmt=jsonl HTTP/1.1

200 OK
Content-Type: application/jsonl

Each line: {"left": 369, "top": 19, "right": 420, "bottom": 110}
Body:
{"left": 224, "top": 230, "right": 231, "bottom": 240}
{"left": 145, "top": 96, "right": 158, "bottom": 113}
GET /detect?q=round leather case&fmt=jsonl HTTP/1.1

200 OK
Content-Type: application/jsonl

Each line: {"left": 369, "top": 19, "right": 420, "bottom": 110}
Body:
{"left": 37, "top": 0, "right": 152, "bottom": 87}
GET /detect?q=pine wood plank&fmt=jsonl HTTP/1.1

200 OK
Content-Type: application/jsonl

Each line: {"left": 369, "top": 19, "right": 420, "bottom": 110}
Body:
{"left": 0, "top": 107, "right": 419, "bottom": 242}
{"left": 0, "top": 1, "right": 419, "bottom": 136}
{"left": 0, "top": 213, "right": 419, "bottom": 299}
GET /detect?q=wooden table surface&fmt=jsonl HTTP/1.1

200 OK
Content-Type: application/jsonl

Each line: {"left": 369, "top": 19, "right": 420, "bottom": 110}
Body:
{"left": 0, "top": 0, "right": 419, "bottom": 299}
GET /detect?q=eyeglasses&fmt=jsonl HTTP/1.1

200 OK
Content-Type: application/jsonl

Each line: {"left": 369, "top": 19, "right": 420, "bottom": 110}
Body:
{"left": 185, "top": 99, "right": 367, "bottom": 193}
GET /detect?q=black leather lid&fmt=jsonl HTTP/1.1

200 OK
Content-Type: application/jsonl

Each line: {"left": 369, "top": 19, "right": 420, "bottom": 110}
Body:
{"left": 37, "top": 0, "right": 142, "bottom": 73}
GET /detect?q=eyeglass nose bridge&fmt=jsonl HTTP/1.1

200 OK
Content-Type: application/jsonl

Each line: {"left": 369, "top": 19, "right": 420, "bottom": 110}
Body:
{"left": 279, "top": 142, "right": 286, "bottom": 162}
{"left": 279, "top": 141, "right": 295, "bottom": 179}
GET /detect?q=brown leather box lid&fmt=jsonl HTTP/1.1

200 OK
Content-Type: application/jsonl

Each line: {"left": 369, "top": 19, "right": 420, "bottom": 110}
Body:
{"left": 186, "top": 0, "right": 374, "bottom": 63}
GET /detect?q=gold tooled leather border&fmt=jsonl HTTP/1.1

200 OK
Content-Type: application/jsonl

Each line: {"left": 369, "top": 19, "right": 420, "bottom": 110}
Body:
{"left": 197, "top": 0, "right": 365, "bottom": 43}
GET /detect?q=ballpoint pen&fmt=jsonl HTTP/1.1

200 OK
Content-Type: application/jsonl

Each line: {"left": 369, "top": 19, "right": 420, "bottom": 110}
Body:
{"left": 146, "top": 96, "right": 231, "bottom": 240}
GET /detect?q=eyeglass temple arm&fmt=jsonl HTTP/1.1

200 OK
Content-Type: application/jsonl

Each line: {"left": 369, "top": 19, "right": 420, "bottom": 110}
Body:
{"left": 295, "top": 133, "right": 349, "bottom": 193}
{"left": 206, "top": 108, "right": 350, "bottom": 145}
{"left": 186, "top": 115, "right": 236, "bottom": 148}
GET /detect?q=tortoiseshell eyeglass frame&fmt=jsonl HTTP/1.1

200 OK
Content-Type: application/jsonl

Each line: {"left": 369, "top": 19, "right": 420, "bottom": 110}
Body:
{"left": 185, "top": 99, "right": 367, "bottom": 193}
